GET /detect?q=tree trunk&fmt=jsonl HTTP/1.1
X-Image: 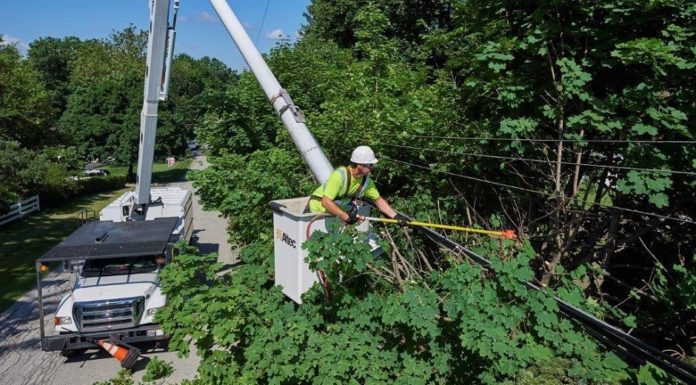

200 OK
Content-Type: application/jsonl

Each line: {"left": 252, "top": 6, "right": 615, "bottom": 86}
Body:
{"left": 572, "top": 129, "right": 584, "bottom": 196}
{"left": 127, "top": 163, "right": 135, "bottom": 183}
{"left": 594, "top": 209, "right": 619, "bottom": 292}
{"left": 541, "top": 106, "right": 566, "bottom": 287}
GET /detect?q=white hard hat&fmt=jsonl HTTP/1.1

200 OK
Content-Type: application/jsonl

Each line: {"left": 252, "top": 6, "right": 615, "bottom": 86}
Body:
{"left": 350, "top": 145, "right": 378, "bottom": 164}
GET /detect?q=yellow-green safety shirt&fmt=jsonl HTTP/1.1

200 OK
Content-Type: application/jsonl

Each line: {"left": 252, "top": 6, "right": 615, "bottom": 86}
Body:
{"left": 309, "top": 166, "right": 380, "bottom": 213}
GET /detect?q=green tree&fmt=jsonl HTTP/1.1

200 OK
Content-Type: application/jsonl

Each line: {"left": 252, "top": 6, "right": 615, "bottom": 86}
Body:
{"left": 0, "top": 41, "right": 55, "bottom": 148}
{"left": 0, "top": 139, "right": 74, "bottom": 211}
{"left": 59, "top": 28, "right": 228, "bottom": 168}
{"left": 157, "top": 54, "right": 235, "bottom": 157}
{"left": 69, "top": 26, "right": 146, "bottom": 89}
{"left": 420, "top": 0, "right": 696, "bottom": 346}
{"left": 58, "top": 69, "right": 142, "bottom": 166}
{"left": 27, "top": 36, "right": 83, "bottom": 114}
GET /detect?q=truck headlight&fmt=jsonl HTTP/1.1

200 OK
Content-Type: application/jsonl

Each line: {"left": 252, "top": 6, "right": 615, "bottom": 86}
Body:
{"left": 146, "top": 307, "right": 163, "bottom": 317}
{"left": 55, "top": 316, "right": 72, "bottom": 325}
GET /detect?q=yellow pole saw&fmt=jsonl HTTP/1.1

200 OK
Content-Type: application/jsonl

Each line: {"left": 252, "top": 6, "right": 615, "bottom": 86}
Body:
{"left": 364, "top": 217, "right": 518, "bottom": 240}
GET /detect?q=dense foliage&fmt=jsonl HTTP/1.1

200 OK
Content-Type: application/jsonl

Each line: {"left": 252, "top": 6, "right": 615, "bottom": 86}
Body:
{"left": 180, "top": 0, "right": 696, "bottom": 384}
{"left": 0, "top": 41, "right": 55, "bottom": 148}
{"left": 161, "top": 232, "right": 635, "bottom": 384}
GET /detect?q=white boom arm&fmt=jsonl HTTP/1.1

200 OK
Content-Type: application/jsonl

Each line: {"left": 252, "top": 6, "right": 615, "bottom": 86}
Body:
{"left": 209, "top": 0, "right": 334, "bottom": 183}
{"left": 135, "top": 0, "right": 179, "bottom": 205}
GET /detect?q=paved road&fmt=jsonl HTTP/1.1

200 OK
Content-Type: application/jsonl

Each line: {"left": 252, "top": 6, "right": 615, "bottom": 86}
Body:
{"left": 0, "top": 155, "right": 235, "bottom": 385}
{"left": 186, "top": 155, "right": 237, "bottom": 268}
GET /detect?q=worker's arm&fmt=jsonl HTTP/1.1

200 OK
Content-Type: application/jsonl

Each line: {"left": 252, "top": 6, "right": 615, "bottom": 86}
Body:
{"left": 373, "top": 197, "right": 397, "bottom": 219}
{"left": 321, "top": 196, "right": 396, "bottom": 223}
{"left": 321, "top": 196, "right": 352, "bottom": 222}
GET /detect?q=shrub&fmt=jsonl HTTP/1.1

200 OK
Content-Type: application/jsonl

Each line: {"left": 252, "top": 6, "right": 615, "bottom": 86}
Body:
{"left": 142, "top": 356, "right": 174, "bottom": 382}
{"left": 91, "top": 369, "right": 134, "bottom": 385}
{"left": 39, "top": 175, "right": 127, "bottom": 208}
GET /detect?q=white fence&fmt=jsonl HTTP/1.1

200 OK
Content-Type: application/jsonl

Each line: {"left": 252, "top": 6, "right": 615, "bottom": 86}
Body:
{"left": 0, "top": 195, "right": 41, "bottom": 227}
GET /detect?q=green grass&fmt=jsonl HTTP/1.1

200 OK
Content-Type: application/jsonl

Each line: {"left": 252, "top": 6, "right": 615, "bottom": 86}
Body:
{"left": 0, "top": 188, "right": 131, "bottom": 312}
{"left": 0, "top": 158, "right": 193, "bottom": 313}
{"left": 104, "top": 159, "right": 192, "bottom": 184}
{"left": 152, "top": 159, "right": 192, "bottom": 183}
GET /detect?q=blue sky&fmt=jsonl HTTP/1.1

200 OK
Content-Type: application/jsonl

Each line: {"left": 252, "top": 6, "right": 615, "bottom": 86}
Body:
{"left": 0, "top": 0, "right": 312, "bottom": 71}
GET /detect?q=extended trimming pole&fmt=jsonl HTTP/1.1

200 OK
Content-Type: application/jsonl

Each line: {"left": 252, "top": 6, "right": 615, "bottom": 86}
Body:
{"left": 209, "top": 0, "right": 334, "bottom": 184}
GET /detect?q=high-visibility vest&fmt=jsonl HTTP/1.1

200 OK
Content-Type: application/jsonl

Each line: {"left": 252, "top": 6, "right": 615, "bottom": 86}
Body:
{"left": 335, "top": 166, "right": 369, "bottom": 199}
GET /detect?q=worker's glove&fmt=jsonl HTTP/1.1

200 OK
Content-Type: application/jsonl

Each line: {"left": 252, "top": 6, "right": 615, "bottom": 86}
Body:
{"left": 345, "top": 205, "right": 359, "bottom": 225}
{"left": 392, "top": 213, "right": 410, "bottom": 228}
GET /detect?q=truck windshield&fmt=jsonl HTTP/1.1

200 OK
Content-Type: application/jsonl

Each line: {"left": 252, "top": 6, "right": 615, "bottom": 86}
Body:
{"left": 80, "top": 256, "right": 160, "bottom": 277}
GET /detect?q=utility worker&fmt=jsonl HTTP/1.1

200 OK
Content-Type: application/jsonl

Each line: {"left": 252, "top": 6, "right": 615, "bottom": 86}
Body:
{"left": 309, "top": 145, "right": 398, "bottom": 224}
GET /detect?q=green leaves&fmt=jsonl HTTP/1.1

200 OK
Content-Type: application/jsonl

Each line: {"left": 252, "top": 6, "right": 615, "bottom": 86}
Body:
{"left": 556, "top": 58, "right": 592, "bottom": 101}
{"left": 616, "top": 170, "right": 672, "bottom": 208}
{"left": 612, "top": 37, "right": 696, "bottom": 75}
{"left": 475, "top": 42, "right": 515, "bottom": 74}
{"left": 0, "top": 43, "right": 55, "bottom": 148}
{"left": 142, "top": 356, "right": 174, "bottom": 383}
{"left": 382, "top": 287, "right": 440, "bottom": 339}
{"left": 191, "top": 148, "right": 314, "bottom": 247}
{"left": 161, "top": 232, "right": 635, "bottom": 385}
{"left": 303, "top": 223, "right": 375, "bottom": 277}
{"left": 632, "top": 123, "right": 658, "bottom": 136}
{"left": 636, "top": 363, "right": 672, "bottom": 385}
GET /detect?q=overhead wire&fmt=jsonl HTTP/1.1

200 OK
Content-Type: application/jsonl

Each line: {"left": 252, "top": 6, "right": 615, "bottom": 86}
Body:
{"left": 382, "top": 142, "right": 696, "bottom": 177}
{"left": 382, "top": 155, "right": 696, "bottom": 226}
{"left": 255, "top": 0, "right": 271, "bottom": 44}
{"left": 376, "top": 140, "right": 696, "bottom": 382}
{"left": 377, "top": 162, "right": 696, "bottom": 381}
{"left": 388, "top": 205, "right": 696, "bottom": 384}
{"left": 406, "top": 134, "right": 696, "bottom": 145}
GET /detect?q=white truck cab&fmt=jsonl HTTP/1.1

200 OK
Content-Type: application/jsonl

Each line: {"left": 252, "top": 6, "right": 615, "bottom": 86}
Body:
{"left": 37, "top": 217, "right": 179, "bottom": 354}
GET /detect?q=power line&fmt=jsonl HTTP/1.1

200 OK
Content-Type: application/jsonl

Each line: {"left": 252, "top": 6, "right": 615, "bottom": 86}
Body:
{"left": 382, "top": 155, "right": 696, "bottom": 226}
{"left": 407, "top": 134, "right": 696, "bottom": 145}
{"left": 255, "top": 0, "right": 271, "bottom": 44}
{"left": 386, "top": 204, "right": 696, "bottom": 383}
{"left": 387, "top": 156, "right": 542, "bottom": 195}
{"left": 382, "top": 142, "right": 696, "bottom": 177}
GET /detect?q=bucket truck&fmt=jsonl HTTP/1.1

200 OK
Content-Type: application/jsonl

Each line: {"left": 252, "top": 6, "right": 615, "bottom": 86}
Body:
{"left": 36, "top": 0, "right": 191, "bottom": 356}
{"left": 207, "top": 0, "right": 379, "bottom": 304}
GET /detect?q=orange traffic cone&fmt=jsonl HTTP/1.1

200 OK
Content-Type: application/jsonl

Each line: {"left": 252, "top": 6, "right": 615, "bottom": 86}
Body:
{"left": 97, "top": 339, "right": 140, "bottom": 369}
